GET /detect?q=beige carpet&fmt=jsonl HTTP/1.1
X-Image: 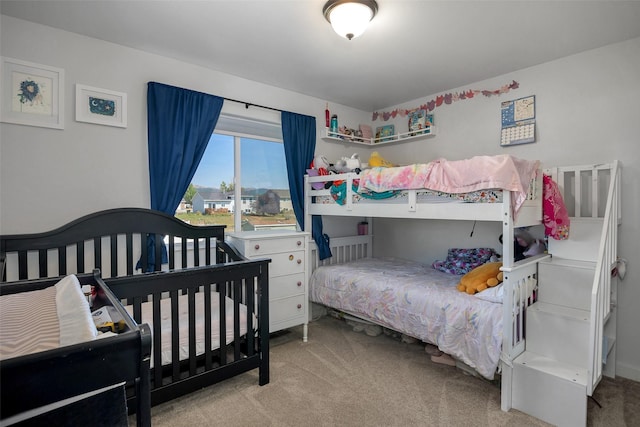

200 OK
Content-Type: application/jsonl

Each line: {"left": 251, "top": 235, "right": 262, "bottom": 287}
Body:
{"left": 138, "top": 316, "right": 640, "bottom": 426}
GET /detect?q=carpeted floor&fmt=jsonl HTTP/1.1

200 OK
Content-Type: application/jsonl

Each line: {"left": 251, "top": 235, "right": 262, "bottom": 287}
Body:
{"left": 137, "top": 316, "right": 640, "bottom": 426}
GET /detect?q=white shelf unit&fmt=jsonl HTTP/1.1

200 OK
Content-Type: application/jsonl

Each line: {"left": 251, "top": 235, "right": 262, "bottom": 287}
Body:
{"left": 321, "top": 126, "right": 436, "bottom": 146}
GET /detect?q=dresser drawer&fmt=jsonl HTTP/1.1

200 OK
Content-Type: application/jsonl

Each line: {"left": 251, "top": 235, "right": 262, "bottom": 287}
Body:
{"left": 268, "top": 250, "right": 305, "bottom": 277}
{"left": 270, "top": 295, "right": 306, "bottom": 325}
{"left": 243, "top": 236, "right": 305, "bottom": 257}
{"left": 269, "top": 273, "right": 305, "bottom": 300}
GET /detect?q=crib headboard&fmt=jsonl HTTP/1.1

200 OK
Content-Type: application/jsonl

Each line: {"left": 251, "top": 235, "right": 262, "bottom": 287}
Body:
{"left": 0, "top": 208, "right": 241, "bottom": 282}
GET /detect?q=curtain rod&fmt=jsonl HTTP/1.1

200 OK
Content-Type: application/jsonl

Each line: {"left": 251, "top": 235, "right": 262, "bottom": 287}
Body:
{"left": 224, "top": 97, "right": 282, "bottom": 113}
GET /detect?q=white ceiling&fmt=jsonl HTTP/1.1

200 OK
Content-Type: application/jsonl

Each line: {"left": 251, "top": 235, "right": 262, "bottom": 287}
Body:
{"left": 2, "top": 0, "right": 640, "bottom": 111}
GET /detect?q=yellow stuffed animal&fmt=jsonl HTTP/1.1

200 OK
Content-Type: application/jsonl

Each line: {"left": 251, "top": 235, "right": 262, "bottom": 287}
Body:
{"left": 368, "top": 151, "right": 395, "bottom": 168}
{"left": 457, "top": 262, "right": 504, "bottom": 295}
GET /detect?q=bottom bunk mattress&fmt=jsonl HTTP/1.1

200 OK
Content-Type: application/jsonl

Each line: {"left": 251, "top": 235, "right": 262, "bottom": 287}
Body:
{"left": 309, "top": 257, "right": 503, "bottom": 379}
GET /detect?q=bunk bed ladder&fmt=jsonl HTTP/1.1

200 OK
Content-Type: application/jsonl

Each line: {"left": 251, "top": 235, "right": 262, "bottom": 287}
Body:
{"left": 510, "top": 161, "right": 620, "bottom": 427}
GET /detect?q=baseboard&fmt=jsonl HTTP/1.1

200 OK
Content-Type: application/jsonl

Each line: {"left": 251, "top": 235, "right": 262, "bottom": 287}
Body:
{"left": 615, "top": 361, "right": 640, "bottom": 382}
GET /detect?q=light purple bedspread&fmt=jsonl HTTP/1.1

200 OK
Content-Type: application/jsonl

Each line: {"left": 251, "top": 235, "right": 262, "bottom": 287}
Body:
{"left": 309, "top": 257, "right": 504, "bottom": 379}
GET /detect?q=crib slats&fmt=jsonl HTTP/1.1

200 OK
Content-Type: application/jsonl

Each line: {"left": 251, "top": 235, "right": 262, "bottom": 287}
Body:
{"left": 203, "top": 284, "right": 213, "bottom": 371}
{"left": 17, "top": 252, "right": 27, "bottom": 280}
{"left": 153, "top": 233, "right": 162, "bottom": 272}
{"left": 245, "top": 278, "right": 255, "bottom": 357}
{"left": 110, "top": 234, "right": 118, "bottom": 278}
{"left": 94, "top": 237, "right": 102, "bottom": 273}
{"left": 193, "top": 238, "right": 200, "bottom": 267}
{"left": 2, "top": 212, "right": 229, "bottom": 279}
{"left": 233, "top": 279, "right": 242, "bottom": 359}
{"left": 151, "top": 292, "right": 162, "bottom": 388}
{"left": 126, "top": 233, "right": 134, "bottom": 276}
{"left": 76, "top": 241, "right": 84, "bottom": 275}
{"left": 38, "top": 249, "right": 47, "bottom": 278}
{"left": 167, "top": 235, "right": 175, "bottom": 270}
{"left": 205, "top": 238, "right": 211, "bottom": 266}
{"left": 219, "top": 282, "right": 227, "bottom": 366}
{"left": 181, "top": 239, "right": 187, "bottom": 269}
{"left": 188, "top": 288, "right": 197, "bottom": 376}
{"left": 170, "top": 289, "right": 180, "bottom": 382}
{"left": 140, "top": 237, "right": 148, "bottom": 273}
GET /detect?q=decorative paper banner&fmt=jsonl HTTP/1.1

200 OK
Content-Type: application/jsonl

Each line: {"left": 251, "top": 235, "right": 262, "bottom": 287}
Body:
{"left": 372, "top": 80, "right": 520, "bottom": 122}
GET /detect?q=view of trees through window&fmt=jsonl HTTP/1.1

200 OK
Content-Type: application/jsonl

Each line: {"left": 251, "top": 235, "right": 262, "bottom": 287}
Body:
{"left": 175, "top": 132, "right": 296, "bottom": 233}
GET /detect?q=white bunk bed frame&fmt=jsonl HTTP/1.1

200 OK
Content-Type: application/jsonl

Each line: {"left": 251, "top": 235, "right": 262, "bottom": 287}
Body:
{"left": 304, "top": 161, "right": 620, "bottom": 419}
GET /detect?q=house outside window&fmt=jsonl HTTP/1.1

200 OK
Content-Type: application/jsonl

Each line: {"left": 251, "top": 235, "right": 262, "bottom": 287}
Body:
{"left": 177, "top": 114, "right": 296, "bottom": 233}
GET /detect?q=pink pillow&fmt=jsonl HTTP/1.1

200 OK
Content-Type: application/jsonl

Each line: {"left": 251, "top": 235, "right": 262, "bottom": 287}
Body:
{"left": 543, "top": 174, "right": 570, "bottom": 240}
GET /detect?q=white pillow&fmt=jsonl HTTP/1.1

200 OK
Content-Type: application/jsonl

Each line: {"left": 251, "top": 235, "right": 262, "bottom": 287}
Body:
{"left": 474, "top": 283, "right": 503, "bottom": 304}
{"left": 56, "top": 274, "right": 98, "bottom": 345}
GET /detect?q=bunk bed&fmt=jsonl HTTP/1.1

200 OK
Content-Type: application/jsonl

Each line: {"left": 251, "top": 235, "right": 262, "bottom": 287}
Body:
{"left": 304, "top": 155, "right": 620, "bottom": 418}
{"left": 0, "top": 208, "right": 270, "bottom": 422}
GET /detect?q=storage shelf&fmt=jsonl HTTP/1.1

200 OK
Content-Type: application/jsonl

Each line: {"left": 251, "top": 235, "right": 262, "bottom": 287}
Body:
{"left": 321, "top": 126, "right": 436, "bottom": 146}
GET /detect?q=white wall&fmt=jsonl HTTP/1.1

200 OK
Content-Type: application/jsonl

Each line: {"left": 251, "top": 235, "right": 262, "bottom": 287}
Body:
{"left": 1, "top": 15, "right": 638, "bottom": 381}
{"left": 0, "top": 15, "right": 369, "bottom": 233}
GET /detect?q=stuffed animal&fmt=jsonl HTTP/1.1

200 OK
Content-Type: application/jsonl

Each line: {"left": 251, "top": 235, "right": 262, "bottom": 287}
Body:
{"left": 308, "top": 155, "right": 332, "bottom": 189}
{"left": 457, "top": 262, "right": 504, "bottom": 295}
{"left": 523, "top": 238, "right": 546, "bottom": 257}
{"left": 333, "top": 153, "right": 361, "bottom": 173}
{"left": 369, "top": 151, "right": 395, "bottom": 168}
{"left": 499, "top": 228, "right": 547, "bottom": 261}
{"left": 311, "top": 155, "right": 330, "bottom": 175}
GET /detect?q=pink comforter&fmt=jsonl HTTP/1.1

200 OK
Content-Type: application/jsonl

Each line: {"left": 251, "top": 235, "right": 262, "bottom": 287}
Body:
{"left": 359, "top": 155, "right": 540, "bottom": 214}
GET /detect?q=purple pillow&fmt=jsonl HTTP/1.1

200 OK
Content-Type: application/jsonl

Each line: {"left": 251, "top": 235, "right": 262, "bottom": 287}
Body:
{"left": 307, "top": 169, "right": 325, "bottom": 190}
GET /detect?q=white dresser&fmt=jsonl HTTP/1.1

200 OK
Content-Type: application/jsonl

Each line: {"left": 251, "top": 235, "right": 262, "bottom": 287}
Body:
{"left": 226, "top": 230, "right": 309, "bottom": 341}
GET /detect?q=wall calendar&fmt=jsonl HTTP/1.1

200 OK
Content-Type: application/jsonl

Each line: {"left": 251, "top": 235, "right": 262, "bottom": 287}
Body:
{"left": 501, "top": 95, "right": 535, "bottom": 146}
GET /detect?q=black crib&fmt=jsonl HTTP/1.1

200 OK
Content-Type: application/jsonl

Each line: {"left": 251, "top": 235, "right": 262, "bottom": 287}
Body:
{"left": 1, "top": 208, "right": 270, "bottom": 425}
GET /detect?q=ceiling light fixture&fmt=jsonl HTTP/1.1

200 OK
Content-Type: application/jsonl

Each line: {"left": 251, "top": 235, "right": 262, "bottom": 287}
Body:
{"left": 323, "top": 0, "right": 378, "bottom": 41}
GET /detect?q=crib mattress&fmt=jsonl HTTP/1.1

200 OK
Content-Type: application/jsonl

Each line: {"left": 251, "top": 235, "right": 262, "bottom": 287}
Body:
{"left": 309, "top": 257, "right": 503, "bottom": 379}
{"left": 126, "top": 291, "right": 250, "bottom": 367}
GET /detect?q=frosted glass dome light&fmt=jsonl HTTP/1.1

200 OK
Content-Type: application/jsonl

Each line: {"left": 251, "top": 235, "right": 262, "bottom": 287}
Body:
{"left": 323, "top": 0, "right": 378, "bottom": 40}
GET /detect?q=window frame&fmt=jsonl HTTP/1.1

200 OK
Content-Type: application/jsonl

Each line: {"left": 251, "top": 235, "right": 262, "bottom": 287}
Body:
{"left": 205, "top": 112, "right": 293, "bottom": 232}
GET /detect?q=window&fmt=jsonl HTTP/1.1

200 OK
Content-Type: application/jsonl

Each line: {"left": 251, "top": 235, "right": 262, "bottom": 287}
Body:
{"left": 177, "top": 114, "right": 296, "bottom": 233}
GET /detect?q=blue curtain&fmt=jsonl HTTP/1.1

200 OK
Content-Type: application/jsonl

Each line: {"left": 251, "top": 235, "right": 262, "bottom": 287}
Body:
{"left": 140, "top": 82, "right": 224, "bottom": 271}
{"left": 281, "top": 111, "right": 332, "bottom": 260}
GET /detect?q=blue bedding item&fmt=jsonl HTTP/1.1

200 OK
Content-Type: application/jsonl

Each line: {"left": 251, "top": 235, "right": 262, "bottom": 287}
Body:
{"left": 330, "top": 181, "right": 397, "bottom": 206}
{"left": 432, "top": 247, "right": 499, "bottom": 275}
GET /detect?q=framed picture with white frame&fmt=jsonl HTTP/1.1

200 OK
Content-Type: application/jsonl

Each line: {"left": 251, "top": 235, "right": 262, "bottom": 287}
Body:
{"left": 75, "top": 84, "right": 127, "bottom": 128}
{"left": 0, "top": 57, "right": 65, "bottom": 129}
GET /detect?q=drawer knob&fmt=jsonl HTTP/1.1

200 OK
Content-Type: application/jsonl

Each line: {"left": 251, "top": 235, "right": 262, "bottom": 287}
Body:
{"left": 296, "top": 240, "right": 302, "bottom": 246}
{"left": 297, "top": 281, "right": 302, "bottom": 287}
{"left": 254, "top": 244, "right": 260, "bottom": 250}
{"left": 297, "top": 259, "right": 302, "bottom": 264}
{"left": 297, "top": 304, "right": 302, "bottom": 309}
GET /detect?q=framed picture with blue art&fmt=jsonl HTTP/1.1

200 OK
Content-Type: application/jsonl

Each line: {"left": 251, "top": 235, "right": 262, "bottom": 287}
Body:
{"left": 75, "top": 84, "right": 127, "bottom": 128}
{"left": 1, "top": 57, "right": 65, "bottom": 129}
